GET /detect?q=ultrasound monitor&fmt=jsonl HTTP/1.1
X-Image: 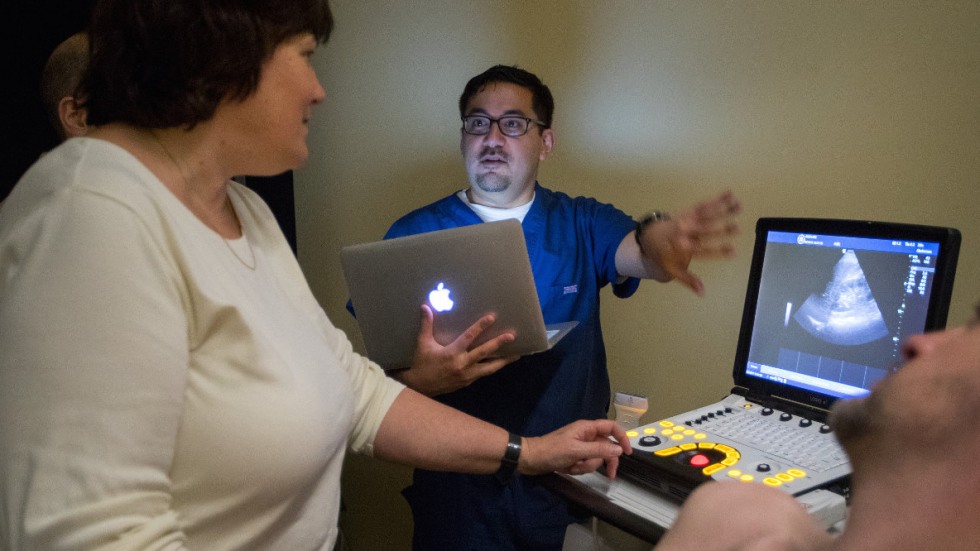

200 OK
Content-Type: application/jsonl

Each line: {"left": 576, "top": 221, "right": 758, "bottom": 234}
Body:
{"left": 732, "top": 218, "right": 960, "bottom": 410}
{"left": 615, "top": 218, "right": 959, "bottom": 504}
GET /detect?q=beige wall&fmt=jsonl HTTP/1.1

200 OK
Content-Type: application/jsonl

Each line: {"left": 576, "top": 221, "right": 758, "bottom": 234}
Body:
{"left": 295, "top": 1, "right": 980, "bottom": 548}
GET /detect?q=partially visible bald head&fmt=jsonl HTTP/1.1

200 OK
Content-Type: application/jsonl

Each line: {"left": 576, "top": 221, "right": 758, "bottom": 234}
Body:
{"left": 40, "top": 32, "right": 89, "bottom": 140}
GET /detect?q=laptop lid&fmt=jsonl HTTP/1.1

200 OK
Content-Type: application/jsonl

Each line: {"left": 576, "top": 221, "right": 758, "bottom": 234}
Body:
{"left": 341, "top": 219, "right": 577, "bottom": 370}
{"left": 731, "top": 218, "right": 960, "bottom": 418}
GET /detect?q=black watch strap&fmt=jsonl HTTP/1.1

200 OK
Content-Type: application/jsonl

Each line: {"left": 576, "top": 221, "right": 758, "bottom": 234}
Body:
{"left": 495, "top": 432, "right": 522, "bottom": 484}
{"left": 635, "top": 210, "right": 670, "bottom": 255}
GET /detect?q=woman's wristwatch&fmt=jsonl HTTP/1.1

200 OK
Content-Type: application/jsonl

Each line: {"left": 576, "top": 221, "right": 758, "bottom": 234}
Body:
{"left": 495, "top": 432, "right": 522, "bottom": 483}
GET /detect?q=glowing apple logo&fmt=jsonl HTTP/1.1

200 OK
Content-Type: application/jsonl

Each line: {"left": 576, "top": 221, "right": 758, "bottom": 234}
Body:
{"left": 428, "top": 282, "right": 454, "bottom": 312}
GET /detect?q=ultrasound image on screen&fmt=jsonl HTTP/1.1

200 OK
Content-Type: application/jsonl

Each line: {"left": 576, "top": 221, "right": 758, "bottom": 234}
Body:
{"left": 794, "top": 250, "right": 889, "bottom": 346}
{"left": 745, "top": 240, "right": 932, "bottom": 396}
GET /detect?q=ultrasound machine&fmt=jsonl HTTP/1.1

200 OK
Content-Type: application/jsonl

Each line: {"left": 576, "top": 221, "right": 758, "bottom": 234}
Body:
{"left": 550, "top": 217, "right": 960, "bottom": 541}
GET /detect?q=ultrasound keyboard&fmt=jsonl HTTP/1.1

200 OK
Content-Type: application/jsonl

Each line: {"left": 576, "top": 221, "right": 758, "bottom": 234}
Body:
{"left": 696, "top": 407, "right": 848, "bottom": 472}
{"left": 618, "top": 394, "right": 851, "bottom": 502}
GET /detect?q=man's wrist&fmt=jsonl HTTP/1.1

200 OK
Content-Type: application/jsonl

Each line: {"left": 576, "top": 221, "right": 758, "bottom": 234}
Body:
{"left": 635, "top": 210, "right": 670, "bottom": 256}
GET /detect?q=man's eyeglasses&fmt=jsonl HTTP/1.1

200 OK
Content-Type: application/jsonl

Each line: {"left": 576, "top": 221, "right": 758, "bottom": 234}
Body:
{"left": 462, "top": 115, "right": 547, "bottom": 137}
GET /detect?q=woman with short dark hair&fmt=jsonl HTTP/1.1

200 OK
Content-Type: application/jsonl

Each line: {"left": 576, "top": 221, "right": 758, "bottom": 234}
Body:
{"left": 0, "top": 1, "right": 630, "bottom": 549}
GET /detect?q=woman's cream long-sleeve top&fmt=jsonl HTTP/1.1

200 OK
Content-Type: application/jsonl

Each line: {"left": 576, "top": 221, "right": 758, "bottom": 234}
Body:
{"left": 0, "top": 138, "right": 404, "bottom": 550}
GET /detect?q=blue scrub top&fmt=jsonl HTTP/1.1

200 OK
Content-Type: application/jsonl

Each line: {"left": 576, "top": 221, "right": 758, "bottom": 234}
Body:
{"left": 385, "top": 183, "right": 639, "bottom": 435}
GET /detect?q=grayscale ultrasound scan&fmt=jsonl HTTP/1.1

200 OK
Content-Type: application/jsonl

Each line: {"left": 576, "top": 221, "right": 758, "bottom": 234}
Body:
{"left": 794, "top": 250, "right": 889, "bottom": 346}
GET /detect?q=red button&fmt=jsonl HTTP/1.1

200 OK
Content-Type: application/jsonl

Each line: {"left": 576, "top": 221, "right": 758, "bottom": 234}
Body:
{"left": 689, "top": 454, "right": 710, "bottom": 467}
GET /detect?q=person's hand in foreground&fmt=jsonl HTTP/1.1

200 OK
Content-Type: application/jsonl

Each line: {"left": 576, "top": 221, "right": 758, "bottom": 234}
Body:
{"left": 396, "top": 304, "right": 520, "bottom": 396}
{"left": 654, "top": 480, "right": 832, "bottom": 551}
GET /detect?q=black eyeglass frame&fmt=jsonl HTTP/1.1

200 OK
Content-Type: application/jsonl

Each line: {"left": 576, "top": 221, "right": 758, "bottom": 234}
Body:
{"left": 461, "top": 114, "right": 548, "bottom": 137}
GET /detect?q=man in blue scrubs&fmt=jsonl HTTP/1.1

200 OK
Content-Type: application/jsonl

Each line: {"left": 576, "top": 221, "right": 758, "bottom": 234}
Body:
{"left": 383, "top": 65, "right": 742, "bottom": 550}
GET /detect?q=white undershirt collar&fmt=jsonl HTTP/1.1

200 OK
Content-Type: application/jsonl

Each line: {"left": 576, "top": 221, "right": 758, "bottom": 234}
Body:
{"left": 457, "top": 189, "right": 534, "bottom": 223}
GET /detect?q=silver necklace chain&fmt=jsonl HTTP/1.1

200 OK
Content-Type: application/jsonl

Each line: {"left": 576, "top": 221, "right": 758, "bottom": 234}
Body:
{"left": 151, "top": 131, "right": 256, "bottom": 270}
{"left": 222, "top": 231, "right": 257, "bottom": 270}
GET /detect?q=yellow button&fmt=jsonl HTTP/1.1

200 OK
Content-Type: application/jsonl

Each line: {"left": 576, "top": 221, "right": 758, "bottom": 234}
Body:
{"left": 787, "top": 469, "right": 806, "bottom": 478}
{"left": 726, "top": 452, "right": 741, "bottom": 462}
{"left": 671, "top": 434, "right": 684, "bottom": 440}
{"left": 662, "top": 429, "right": 674, "bottom": 436}
{"left": 740, "top": 474, "right": 754, "bottom": 482}
{"left": 721, "top": 457, "right": 739, "bottom": 466}
{"left": 655, "top": 447, "right": 682, "bottom": 457}
{"left": 763, "top": 478, "right": 782, "bottom": 486}
{"left": 659, "top": 420, "right": 675, "bottom": 428}
{"left": 626, "top": 430, "right": 639, "bottom": 438}
{"left": 643, "top": 427, "right": 657, "bottom": 435}
{"left": 776, "top": 473, "right": 794, "bottom": 482}
{"left": 714, "top": 444, "right": 735, "bottom": 453}
{"left": 703, "top": 463, "right": 726, "bottom": 476}
{"left": 679, "top": 443, "right": 697, "bottom": 451}
{"left": 698, "top": 442, "right": 716, "bottom": 449}
{"left": 694, "top": 433, "right": 707, "bottom": 440}
{"left": 683, "top": 429, "right": 696, "bottom": 436}
{"left": 727, "top": 470, "right": 742, "bottom": 478}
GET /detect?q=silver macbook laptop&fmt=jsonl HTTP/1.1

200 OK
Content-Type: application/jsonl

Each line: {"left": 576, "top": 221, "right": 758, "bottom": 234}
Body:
{"left": 341, "top": 219, "right": 579, "bottom": 370}
{"left": 618, "top": 217, "right": 960, "bottom": 502}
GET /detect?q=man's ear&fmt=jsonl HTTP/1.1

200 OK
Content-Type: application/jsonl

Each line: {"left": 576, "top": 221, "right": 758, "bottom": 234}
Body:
{"left": 539, "top": 127, "right": 555, "bottom": 160}
{"left": 58, "top": 96, "right": 88, "bottom": 139}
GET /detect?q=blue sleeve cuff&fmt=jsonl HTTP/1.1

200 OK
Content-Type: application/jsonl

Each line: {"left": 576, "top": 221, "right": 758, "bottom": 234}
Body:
{"left": 612, "top": 276, "right": 641, "bottom": 298}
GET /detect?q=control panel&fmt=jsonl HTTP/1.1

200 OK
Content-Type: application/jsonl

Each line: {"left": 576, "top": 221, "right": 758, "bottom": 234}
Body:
{"left": 618, "top": 394, "right": 850, "bottom": 502}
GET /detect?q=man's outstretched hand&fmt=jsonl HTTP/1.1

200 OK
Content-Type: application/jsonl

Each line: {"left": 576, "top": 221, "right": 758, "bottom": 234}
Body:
{"left": 641, "top": 189, "right": 742, "bottom": 296}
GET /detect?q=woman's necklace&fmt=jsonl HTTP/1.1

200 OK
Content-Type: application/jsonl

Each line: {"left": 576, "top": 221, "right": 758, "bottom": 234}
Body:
{"left": 222, "top": 231, "right": 257, "bottom": 270}
{"left": 150, "top": 131, "right": 256, "bottom": 270}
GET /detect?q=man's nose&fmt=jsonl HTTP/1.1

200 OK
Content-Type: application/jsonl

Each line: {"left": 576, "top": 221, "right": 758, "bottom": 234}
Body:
{"left": 902, "top": 327, "right": 964, "bottom": 360}
{"left": 482, "top": 120, "right": 507, "bottom": 145}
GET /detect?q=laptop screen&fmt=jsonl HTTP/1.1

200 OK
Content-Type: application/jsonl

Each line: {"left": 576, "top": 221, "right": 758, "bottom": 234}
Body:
{"left": 732, "top": 218, "right": 960, "bottom": 410}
